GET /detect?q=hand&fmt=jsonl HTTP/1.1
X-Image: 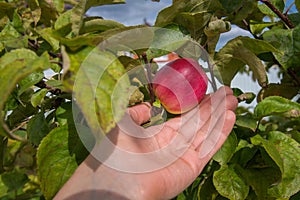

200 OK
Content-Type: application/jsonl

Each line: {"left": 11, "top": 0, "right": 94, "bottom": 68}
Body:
{"left": 54, "top": 86, "right": 238, "bottom": 200}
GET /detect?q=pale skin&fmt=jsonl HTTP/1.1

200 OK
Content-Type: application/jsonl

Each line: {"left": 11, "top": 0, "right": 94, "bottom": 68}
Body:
{"left": 54, "top": 86, "right": 238, "bottom": 200}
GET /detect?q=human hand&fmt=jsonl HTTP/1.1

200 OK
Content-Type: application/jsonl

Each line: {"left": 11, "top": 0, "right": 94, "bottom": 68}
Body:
{"left": 55, "top": 86, "right": 238, "bottom": 200}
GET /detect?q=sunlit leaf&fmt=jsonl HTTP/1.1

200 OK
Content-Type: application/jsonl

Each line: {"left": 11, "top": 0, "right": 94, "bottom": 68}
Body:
{"left": 235, "top": 114, "right": 257, "bottom": 132}
{"left": 18, "top": 72, "right": 44, "bottom": 96}
{"left": 79, "top": 18, "right": 125, "bottom": 34}
{"left": 146, "top": 24, "right": 191, "bottom": 59}
{"left": 267, "top": 131, "right": 300, "bottom": 198}
{"left": 0, "top": 49, "right": 50, "bottom": 137}
{"left": 30, "top": 88, "right": 48, "bottom": 108}
{"left": 263, "top": 25, "right": 300, "bottom": 70}
{"left": 37, "top": 125, "right": 86, "bottom": 200}
{"left": 71, "top": 0, "right": 125, "bottom": 35}
{"left": 254, "top": 96, "right": 300, "bottom": 119}
{"left": 258, "top": 0, "right": 285, "bottom": 17}
{"left": 27, "top": 112, "right": 50, "bottom": 145}
{"left": 155, "top": 0, "right": 222, "bottom": 41}
{"left": 250, "top": 134, "right": 284, "bottom": 173}
{"left": 214, "top": 36, "right": 279, "bottom": 86}
{"left": 38, "top": 28, "right": 60, "bottom": 51}
{"left": 249, "top": 20, "right": 276, "bottom": 35}
{"left": 62, "top": 46, "right": 94, "bottom": 91}
{"left": 73, "top": 49, "right": 130, "bottom": 135}
{"left": 213, "top": 131, "right": 238, "bottom": 165}
{"left": 213, "top": 165, "right": 249, "bottom": 200}
{"left": 0, "top": 23, "right": 28, "bottom": 50}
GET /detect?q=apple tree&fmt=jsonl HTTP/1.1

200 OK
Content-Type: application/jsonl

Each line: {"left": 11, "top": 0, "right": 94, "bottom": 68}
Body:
{"left": 0, "top": 0, "right": 299, "bottom": 199}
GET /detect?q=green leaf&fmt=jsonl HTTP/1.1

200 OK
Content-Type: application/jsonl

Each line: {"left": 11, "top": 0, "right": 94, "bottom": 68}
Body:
{"left": 198, "top": 175, "right": 219, "bottom": 199}
{"left": 214, "top": 36, "right": 278, "bottom": 86}
{"left": 258, "top": 0, "right": 285, "bottom": 16}
{"left": 71, "top": 0, "right": 125, "bottom": 35}
{"left": 235, "top": 114, "right": 257, "bottom": 132}
{"left": 73, "top": 49, "right": 130, "bottom": 135}
{"left": 232, "top": 140, "right": 257, "bottom": 168}
{"left": 254, "top": 96, "right": 300, "bottom": 119}
{"left": 54, "top": 9, "right": 72, "bottom": 36}
{"left": 218, "top": 0, "right": 244, "bottom": 13}
{"left": 37, "top": 0, "right": 59, "bottom": 26}
{"left": 213, "top": 165, "right": 249, "bottom": 200}
{"left": 263, "top": 25, "right": 300, "bottom": 70}
{"left": 56, "top": 102, "right": 73, "bottom": 126}
{"left": 288, "top": 13, "right": 300, "bottom": 26}
{"left": 0, "top": 49, "right": 50, "bottom": 137}
{"left": 249, "top": 20, "right": 276, "bottom": 35}
{"left": 213, "top": 131, "right": 238, "bottom": 165}
{"left": 0, "top": 23, "right": 28, "bottom": 50}
{"left": 0, "top": 178, "right": 8, "bottom": 198}
{"left": 37, "top": 125, "right": 86, "bottom": 200}
{"left": 175, "top": 11, "right": 212, "bottom": 40}
{"left": 53, "top": 0, "right": 65, "bottom": 13}
{"left": 267, "top": 131, "right": 300, "bottom": 198}
{"left": 155, "top": 0, "right": 222, "bottom": 41}
{"left": 236, "top": 166, "right": 281, "bottom": 199}
{"left": 31, "top": 88, "right": 48, "bottom": 107}
{"left": 257, "top": 83, "right": 299, "bottom": 102}
{"left": 296, "top": 0, "right": 300, "bottom": 12}
{"left": 62, "top": 46, "right": 94, "bottom": 91}
{"left": 27, "top": 0, "right": 42, "bottom": 25}
{"left": 12, "top": 10, "right": 24, "bottom": 33}
{"left": 79, "top": 18, "right": 125, "bottom": 34}
{"left": 146, "top": 24, "right": 192, "bottom": 59}
{"left": 18, "top": 72, "right": 44, "bottom": 96}
{"left": 250, "top": 134, "right": 284, "bottom": 173}
{"left": 38, "top": 27, "right": 60, "bottom": 51}
{"left": 7, "top": 102, "right": 38, "bottom": 128}
{"left": 1, "top": 170, "right": 29, "bottom": 192}
{"left": 0, "top": 2, "right": 14, "bottom": 20}
{"left": 27, "top": 112, "right": 50, "bottom": 145}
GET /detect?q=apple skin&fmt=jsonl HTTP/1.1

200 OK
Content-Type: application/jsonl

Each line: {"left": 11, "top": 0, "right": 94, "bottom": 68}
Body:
{"left": 152, "top": 58, "right": 208, "bottom": 114}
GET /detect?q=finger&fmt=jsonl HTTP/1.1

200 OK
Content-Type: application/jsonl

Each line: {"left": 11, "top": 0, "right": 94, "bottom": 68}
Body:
{"left": 128, "top": 102, "right": 152, "bottom": 125}
{"left": 163, "top": 86, "right": 229, "bottom": 132}
{"left": 197, "top": 110, "right": 236, "bottom": 160}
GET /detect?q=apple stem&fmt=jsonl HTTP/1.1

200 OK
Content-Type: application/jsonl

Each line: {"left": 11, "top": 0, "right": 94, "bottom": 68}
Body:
{"left": 142, "top": 52, "right": 155, "bottom": 104}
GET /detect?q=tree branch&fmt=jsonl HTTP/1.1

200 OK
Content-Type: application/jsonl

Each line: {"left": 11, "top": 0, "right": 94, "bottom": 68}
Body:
{"left": 260, "top": 0, "right": 294, "bottom": 29}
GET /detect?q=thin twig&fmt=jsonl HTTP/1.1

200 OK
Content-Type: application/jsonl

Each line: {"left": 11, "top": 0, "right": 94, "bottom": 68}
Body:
{"left": 11, "top": 119, "right": 29, "bottom": 133}
{"left": 35, "top": 80, "right": 62, "bottom": 95}
{"left": 142, "top": 53, "right": 155, "bottom": 104}
{"left": 260, "top": 0, "right": 294, "bottom": 29}
{"left": 1, "top": 122, "right": 27, "bottom": 142}
{"left": 284, "top": 2, "right": 295, "bottom": 16}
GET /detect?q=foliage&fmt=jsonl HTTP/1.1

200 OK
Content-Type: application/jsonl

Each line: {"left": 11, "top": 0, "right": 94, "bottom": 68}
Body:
{"left": 0, "top": 0, "right": 299, "bottom": 199}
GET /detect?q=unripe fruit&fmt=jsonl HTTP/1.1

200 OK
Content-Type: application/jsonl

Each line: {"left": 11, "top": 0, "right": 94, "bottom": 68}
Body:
{"left": 152, "top": 58, "right": 208, "bottom": 114}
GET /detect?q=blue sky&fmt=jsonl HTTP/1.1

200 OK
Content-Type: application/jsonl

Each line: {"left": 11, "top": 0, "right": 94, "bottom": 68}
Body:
{"left": 87, "top": 0, "right": 172, "bottom": 26}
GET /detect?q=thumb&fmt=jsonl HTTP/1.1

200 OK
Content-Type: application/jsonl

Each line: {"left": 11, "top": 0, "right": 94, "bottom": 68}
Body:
{"left": 128, "top": 102, "right": 152, "bottom": 125}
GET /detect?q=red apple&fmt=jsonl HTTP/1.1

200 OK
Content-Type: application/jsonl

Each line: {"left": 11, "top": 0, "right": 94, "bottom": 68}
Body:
{"left": 152, "top": 58, "right": 208, "bottom": 114}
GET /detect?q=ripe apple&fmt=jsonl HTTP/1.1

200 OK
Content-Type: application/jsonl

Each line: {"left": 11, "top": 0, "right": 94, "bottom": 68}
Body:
{"left": 152, "top": 58, "right": 208, "bottom": 114}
